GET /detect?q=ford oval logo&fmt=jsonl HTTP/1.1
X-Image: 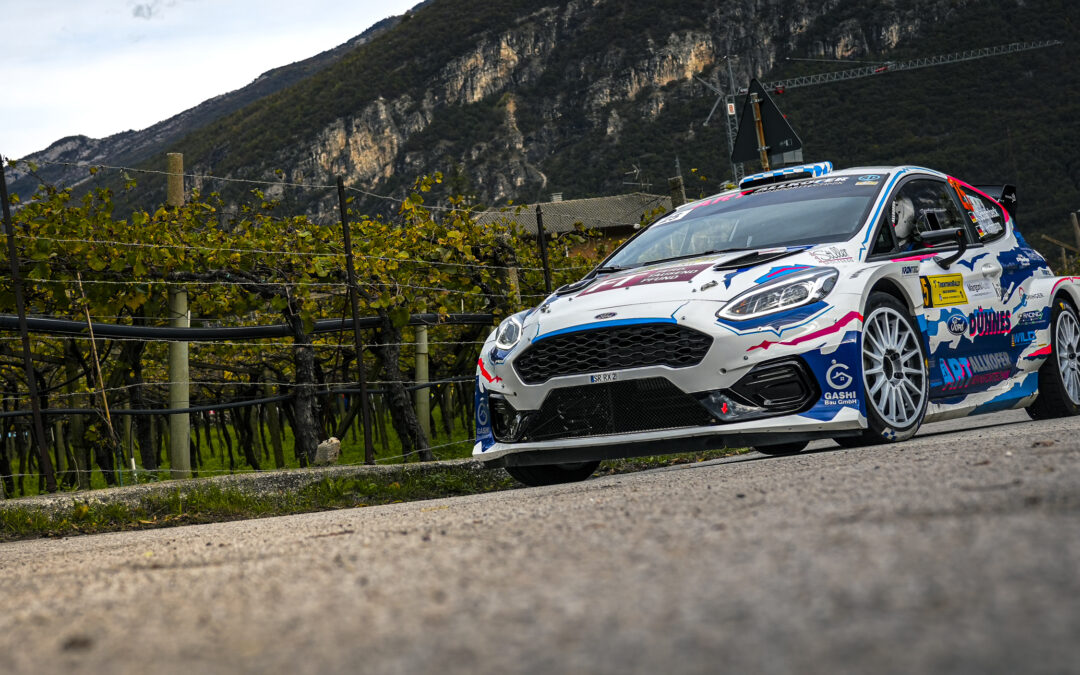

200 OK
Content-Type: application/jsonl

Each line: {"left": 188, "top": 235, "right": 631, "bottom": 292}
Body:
{"left": 947, "top": 315, "right": 969, "bottom": 335}
{"left": 595, "top": 312, "right": 617, "bottom": 320}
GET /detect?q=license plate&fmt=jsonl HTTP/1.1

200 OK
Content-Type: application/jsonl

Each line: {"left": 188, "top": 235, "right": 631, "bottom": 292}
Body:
{"left": 590, "top": 372, "right": 618, "bottom": 384}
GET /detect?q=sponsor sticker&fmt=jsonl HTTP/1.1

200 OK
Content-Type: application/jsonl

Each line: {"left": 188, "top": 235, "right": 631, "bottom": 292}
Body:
{"left": 901, "top": 265, "right": 919, "bottom": 276}
{"left": 1011, "top": 330, "right": 1037, "bottom": 347}
{"left": 823, "top": 362, "right": 856, "bottom": 405}
{"left": 965, "top": 279, "right": 995, "bottom": 300}
{"left": 590, "top": 372, "right": 618, "bottom": 384}
{"left": 938, "top": 351, "right": 1013, "bottom": 391}
{"left": 657, "top": 208, "right": 691, "bottom": 224}
{"left": 920, "top": 274, "right": 968, "bottom": 308}
{"left": 579, "top": 263, "right": 712, "bottom": 296}
{"left": 1018, "top": 310, "right": 1045, "bottom": 326}
{"left": 855, "top": 181, "right": 879, "bottom": 186}
{"left": 826, "top": 362, "right": 853, "bottom": 389}
{"left": 947, "top": 314, "right": 969, "bottom": 335}
{"left": 811, "top": 246, "right": 854, "bottom": 264}
{"left": 969, "top": 307, "right": 1011, "bottom": 337}
{"left": 754, "top": 176, "right": 849, "bottom": 193}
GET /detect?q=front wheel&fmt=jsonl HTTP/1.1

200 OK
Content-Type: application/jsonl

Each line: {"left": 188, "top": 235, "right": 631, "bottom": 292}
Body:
{"left": 846, "top": 293, "right": 929, "bottom": 445}
{"left": 1027, "top": 299, "right": 1080, "bottom": 420}
{"left": 505, "top": 461, "right": 601, "bottom": 487}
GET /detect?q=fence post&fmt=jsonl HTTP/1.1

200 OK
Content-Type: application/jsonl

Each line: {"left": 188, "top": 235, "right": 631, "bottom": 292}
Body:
{"left": 669, "top": 175, "right": 687, "bottom": 208}
{"left": 1, "top": 155, "right": 57, "bottom": 492}
{"left": 337, "top": 176, "right": 376, "bottom": 464}
{"left": 166, "top": 153, "right": 191, "bottom": 478}
{"left": 414, "top": 324, "right": 430, "bottom": 442}
{"left": 1072, "top": 211, "right": 1080, "bottom": 253}
{"left": 536, "top": 204, "right": 552, "bottom": 294}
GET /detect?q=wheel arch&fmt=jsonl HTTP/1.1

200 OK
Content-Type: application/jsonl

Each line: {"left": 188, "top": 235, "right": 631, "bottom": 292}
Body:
{"left": 866, "top": 277, "right": 917, "bottom": 314}
{"left": 1030, "top": 277, "right": 1080, "bottom": 317}
{"left": 1053, "top": 285, "right": 1080, "bottom": 313}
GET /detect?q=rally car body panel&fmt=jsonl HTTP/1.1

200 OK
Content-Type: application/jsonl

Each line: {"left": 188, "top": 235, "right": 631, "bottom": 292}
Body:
{"left": 473, "top": 164, "right": 1080, "bottom": 466}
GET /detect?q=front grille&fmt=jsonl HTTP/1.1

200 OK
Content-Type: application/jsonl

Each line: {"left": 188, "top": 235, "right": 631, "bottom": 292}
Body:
{"left": 522, "top": 377, "right": 715, "bottom": 442}
{"left": 513, "top": 323, "right": 713, "bottom": 384}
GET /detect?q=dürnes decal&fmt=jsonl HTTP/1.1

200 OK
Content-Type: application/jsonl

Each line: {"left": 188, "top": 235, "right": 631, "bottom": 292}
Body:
{"left": 969, "top": 307, "right": 1011, "bottom": 337}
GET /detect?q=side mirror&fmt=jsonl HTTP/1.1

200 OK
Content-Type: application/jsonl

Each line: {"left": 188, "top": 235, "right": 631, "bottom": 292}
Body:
{"left": 919, "top": 227, "right": 967, "bottom": 269}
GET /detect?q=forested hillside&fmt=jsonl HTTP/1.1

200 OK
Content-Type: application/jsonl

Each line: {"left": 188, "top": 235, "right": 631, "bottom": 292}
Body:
{"left": 9, "top": 0, "right": 1079, "bottom": 238}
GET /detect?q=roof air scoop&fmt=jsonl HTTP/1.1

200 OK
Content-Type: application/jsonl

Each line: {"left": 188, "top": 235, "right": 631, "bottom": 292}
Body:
{"left": 739, "top": 161, "right": 834, "bottom": 190}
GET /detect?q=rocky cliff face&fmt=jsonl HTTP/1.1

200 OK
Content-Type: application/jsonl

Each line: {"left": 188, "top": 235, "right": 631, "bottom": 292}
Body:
{"left": 250, "top": 0, "right": 971, "bottom": 218}
{"left": 6, "top": 0, "right": 1041, "bottom": 222}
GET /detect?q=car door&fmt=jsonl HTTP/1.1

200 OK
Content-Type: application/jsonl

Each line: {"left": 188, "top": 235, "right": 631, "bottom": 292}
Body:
{"left": 887, "top": 177, "right": 1011, "bottom": 398}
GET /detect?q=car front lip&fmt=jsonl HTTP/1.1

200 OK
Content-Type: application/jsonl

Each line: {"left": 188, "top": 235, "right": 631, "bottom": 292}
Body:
{"left": 474, "top": 406, "right": 864, "bottom": 465}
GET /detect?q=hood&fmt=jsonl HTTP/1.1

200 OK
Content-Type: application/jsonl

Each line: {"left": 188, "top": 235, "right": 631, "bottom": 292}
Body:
{"left": 526, "top": 243, "right": 859, "bottom": 333}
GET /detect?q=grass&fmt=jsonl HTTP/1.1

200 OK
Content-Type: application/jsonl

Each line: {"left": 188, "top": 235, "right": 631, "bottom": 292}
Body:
{"left": 7, "top": 404, "right": 476, "bottom": 497}
{"left": 0, "top": 448, "right": 744, "bottom": 542}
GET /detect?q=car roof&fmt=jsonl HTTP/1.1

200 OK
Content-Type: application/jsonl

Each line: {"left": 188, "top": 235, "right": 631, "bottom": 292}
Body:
{"left": 681, "top": 164, "right": 945, "bottom": 211}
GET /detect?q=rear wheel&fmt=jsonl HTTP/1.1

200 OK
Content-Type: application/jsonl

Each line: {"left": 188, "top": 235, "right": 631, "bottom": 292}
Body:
{"left": 753, "top": 440, "right": 809, "bottom": 456}
{"left": 505, "top": 461, "right": 601, "bottom": 487}
{"left": 1027, "top": 299, "right": 1080, "bottom": 420}
{"left": 838, "top": 293, "right": 928, "bottom": 446}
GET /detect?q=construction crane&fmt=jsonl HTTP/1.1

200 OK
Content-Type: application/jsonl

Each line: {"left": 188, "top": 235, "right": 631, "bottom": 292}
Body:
{"left": 697, "top": 40, "right": 1064, "bottom": 182}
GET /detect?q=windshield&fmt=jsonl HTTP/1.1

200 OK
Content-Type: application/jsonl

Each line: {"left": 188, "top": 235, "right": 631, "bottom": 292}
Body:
{"left": 605, "top": 174, "right": 885, "bottom": 269}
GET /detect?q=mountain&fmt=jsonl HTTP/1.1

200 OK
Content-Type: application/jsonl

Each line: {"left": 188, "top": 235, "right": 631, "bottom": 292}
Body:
{"left": 7, "top": 0, "right": 1079, "bottom": 242}
{"left": 2, "top": 5, "right": 422, "bottom": 200}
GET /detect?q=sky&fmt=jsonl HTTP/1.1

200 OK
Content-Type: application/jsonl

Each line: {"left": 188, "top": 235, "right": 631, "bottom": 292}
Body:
{"left": 1, "top": 0, "right": 421, "bottom": 160}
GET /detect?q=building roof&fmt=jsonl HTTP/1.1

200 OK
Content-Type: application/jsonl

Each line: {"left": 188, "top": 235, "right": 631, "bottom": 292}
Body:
{"left": 476, "top": 193, "right": 671, "bottom": 236}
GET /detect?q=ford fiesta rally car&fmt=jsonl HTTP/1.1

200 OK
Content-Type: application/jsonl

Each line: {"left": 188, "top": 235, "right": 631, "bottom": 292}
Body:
{"left": 473, "top": 162, "right": 1080, "bottom": 486}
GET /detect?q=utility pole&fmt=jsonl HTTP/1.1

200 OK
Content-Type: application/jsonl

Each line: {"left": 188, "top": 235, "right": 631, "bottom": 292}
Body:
{"left": 166, "top": 153, "right": 191, "bottom": 478}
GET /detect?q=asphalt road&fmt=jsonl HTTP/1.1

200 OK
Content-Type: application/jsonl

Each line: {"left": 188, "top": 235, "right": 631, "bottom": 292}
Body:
{"left": 1, "top": 409, "right": 1078, "bottom": 674}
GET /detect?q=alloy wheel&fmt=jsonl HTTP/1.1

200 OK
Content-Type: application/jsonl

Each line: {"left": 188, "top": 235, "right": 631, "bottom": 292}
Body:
{"left": 1055, "top": 308, "right": 1080, "bottom": 405}
{"left": 861, "top": 307, "right": 926, "bottom": 428}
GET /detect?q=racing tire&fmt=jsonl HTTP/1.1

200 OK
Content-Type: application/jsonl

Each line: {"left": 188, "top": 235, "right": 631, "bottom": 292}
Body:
{"left": 1026, "top": 299, "right": 1080, "bottom": 420}
{"left": 838, "top": 293, "right": 929, "bottom": 446}
{"left": 505, "top": 461, "right": 601, "bottom": 487}
{"left": 753, "top": 441, "right": 809, "bottom": 455}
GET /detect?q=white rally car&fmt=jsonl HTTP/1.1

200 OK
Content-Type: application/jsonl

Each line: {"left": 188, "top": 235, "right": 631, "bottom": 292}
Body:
{"left": 473, "top": 162, "right": 1080, "bottom": 486}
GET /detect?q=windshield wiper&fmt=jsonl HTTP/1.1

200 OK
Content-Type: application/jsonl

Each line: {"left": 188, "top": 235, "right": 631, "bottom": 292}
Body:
{"left": 591, "top": 265, "right": 626, "bottom": 275}
{"left": 634, "top": 248, "right": 745, "bottom": 267}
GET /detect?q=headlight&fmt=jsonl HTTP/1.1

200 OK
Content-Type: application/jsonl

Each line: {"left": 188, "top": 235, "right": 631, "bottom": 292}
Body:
{"left": 716, "top": 268, "right": 838, "bottom": 321}
{"left": 494, "top": 315, "right": 524, "bottom": 350}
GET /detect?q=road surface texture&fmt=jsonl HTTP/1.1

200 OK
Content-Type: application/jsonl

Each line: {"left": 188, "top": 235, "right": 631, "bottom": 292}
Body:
{"left": 2, "top": 409, "right": 1078, "bottom": 674}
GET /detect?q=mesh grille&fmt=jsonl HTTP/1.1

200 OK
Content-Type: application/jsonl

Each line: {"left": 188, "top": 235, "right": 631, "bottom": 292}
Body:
{"left": 523, "top": 377, "right": 715, "bottom": 442}
{"left": 514, "top": 323, "right": 713, "bottom": 384}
